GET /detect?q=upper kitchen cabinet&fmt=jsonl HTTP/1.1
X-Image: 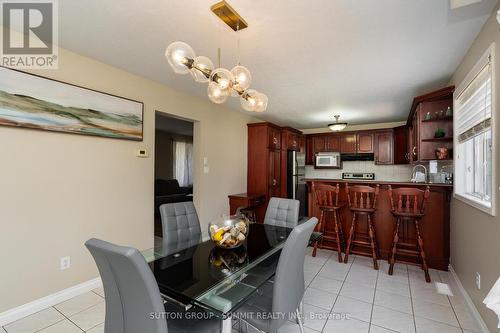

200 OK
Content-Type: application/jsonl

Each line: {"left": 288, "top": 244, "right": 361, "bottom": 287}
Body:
{"left": 268, "top": 126, "right": 282, "bottom": 150}
{"left": 281, "top": 127, "right": 302, "bottom": 151}
{"left": 407, "top": 86, "right": 454, "bottom": 162}
{"left": 357, "top": 132, "right": 374, "bottom": 153}
{"left": 374, "top": 130, "right": 393, "bottom": 165}
{"left": 313, "top": 135, "right": 328, "bottom": 153}
{"left": 393, "top": 125, "right": 410, "bottom": 164}
{"left": 306, "top": 136, "right": 314, "bottom": 165}
{"left": 341, "top": 133, "right": 357, "bottom": 153}
{"left": 326, "top": 135, "right": 341, "bottom": 151}
{"left": 341, "top": 132, "right": 374, "bottom": 153}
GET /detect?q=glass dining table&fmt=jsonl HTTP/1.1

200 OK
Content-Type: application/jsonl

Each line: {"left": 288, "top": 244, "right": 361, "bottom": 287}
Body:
{"left": 141, "top": 222, "right": 322, "bottom": 333}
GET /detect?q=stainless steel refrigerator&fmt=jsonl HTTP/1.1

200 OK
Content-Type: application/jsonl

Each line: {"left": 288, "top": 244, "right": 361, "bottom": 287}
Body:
{"left": 287, "top": 151, "right": 307, "bottom": 218}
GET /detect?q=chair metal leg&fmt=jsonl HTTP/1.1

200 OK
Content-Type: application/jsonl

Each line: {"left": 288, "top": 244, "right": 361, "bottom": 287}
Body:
{"left": 296, "top": 308, "right": 305, "bottom": 333}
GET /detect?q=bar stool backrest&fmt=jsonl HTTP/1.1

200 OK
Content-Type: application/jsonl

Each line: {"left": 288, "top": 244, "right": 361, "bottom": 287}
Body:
{"left": 312, "top": 183, "right": 341, "bottom": 207}
{"left": 389, "top": 186, "right": 430, "bottom": 215}
{"left": 345, "top": 184, "right": 380, "bottom": 210}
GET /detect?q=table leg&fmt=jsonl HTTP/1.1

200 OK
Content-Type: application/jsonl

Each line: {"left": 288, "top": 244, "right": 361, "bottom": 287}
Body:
{"left": 222, "top": 316, "right": 232, "bottom": 333}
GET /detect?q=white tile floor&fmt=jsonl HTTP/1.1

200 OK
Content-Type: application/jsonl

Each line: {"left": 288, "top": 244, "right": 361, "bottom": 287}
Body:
{"left": 2, "top": 248, "right": 481, "bottom": 333}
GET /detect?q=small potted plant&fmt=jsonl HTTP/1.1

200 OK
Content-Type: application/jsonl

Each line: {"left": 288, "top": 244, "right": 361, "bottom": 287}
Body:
{"left": 434, "top": 128, "right": 445, "bottom": 138}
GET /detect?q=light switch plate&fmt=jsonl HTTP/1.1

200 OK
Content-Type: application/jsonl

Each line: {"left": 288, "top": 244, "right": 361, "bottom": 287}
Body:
{"left": 204, "top": 166, "right": 209, "bottom": 174}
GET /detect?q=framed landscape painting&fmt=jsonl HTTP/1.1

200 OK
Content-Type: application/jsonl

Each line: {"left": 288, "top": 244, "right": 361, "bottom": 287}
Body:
{"left": 0, "top": 66, "right": 143, "bottom": 141}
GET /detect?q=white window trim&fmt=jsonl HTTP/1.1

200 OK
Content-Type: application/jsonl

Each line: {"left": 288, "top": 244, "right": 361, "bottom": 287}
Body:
{"left": 453, "top": 43, "right": 497, "bottom": 216}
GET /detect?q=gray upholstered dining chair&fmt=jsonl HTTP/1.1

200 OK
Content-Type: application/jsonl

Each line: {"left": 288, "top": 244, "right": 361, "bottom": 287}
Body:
{"left": 235, "top": 217, "right": 318, "bottom": 333}
{"left": 159, "top": 202, "right": 202, "bottom": 252}
{"left": 85, "top": 238, "right": 221, "bottom": 333}
{"left": 263, "top": 197, "right": 300, "bottom": 228}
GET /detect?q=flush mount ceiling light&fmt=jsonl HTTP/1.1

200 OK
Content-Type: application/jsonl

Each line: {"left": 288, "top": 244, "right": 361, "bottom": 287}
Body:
{"left": 164, "top": 1, "right": 268, "bottom": 112}
{"left": 328, "top": 115, "right": 348, "bottom": 131}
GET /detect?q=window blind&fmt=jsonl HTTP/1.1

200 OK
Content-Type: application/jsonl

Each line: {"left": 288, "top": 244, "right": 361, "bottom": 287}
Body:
{"left": 455, "top": 59, "right": 492, "bottom": 142}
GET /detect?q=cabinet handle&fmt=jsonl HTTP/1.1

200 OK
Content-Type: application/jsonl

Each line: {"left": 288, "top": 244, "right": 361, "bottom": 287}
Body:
{"left": 273, "top": 137, "right": 278, "bottom": 145}
{"left": 293, "top": 140, "right": 297, "bottom": 147}
{"left": 272, "top": 179, "right": 277, "bottom": 186}
{"left": 412, "top": 146, "right": 417, "bottom": 156}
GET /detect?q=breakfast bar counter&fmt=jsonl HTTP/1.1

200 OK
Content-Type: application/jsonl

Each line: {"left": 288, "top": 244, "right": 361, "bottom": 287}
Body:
{"left": 304, "top": 179, "right": 452, "bottom": 270}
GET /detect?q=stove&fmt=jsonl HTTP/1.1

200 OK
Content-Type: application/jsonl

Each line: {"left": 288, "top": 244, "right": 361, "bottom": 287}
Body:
{"left": 342, "top": 172, "right": 375, "bottom": 180}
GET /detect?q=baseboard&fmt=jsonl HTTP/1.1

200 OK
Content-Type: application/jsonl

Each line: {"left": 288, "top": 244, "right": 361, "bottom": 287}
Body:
{"left": 449, "top": 265, "right": 490, "bottom": 333}
{"left": 0, "top": 277, "right": 102, "bottom": 327}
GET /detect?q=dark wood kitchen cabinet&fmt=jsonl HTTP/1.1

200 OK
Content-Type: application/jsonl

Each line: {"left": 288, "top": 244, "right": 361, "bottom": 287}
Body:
{"left": 247, "top": 123, "right": 283, "bottom": 221}
{"left": 246, "top": 122, "right": 303, "bottom": 221}
{"left": 358, "top": 132, "right": 374, "bottom": 153}
{"left": 326, "top": 136, "right": 341, "bottom": 151}
{"left": 313, "top": 136, "right": 327, "bottom": 153}
{"left": 394, "top": 126, "right": 410, "bottom": 164}
{"left": 268, "top": 126, "right": 281, "bottom": 150}
{"left": 374, "top": 130, "right": 393, "bottom": 165}
{"left": 306, "top": 136, "right": 314, "bottom": 165}
{"left": 407, "top": 86, "right": 454, "bottom": 162}
{"left": 341, "top": 134, "right": 357, "bottom": 153}
{"left": 341, "top": 132, "right": 373, "bottom": 153}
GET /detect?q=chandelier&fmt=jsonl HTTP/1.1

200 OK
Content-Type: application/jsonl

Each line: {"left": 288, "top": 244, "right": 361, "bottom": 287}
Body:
{"left": 328, "top": 115, "right": 348, "bottom": 131}
{"left": 164, "top": 1, "right": 267, "bottom": 112}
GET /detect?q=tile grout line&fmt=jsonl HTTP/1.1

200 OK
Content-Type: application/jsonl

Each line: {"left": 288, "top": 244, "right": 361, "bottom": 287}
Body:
{"left": 31, "top": 307, "right": 73, "bottom": 333}
{"left": 302, "top": 249, "right": 337, "bottom": 332}
{"left": 52, "top": 305, "right": 86, "bottom": 332}
{"left": 319, "top": 251, "right": 354, "bottom": 333}
{"left": 367, "top": 259, "right": 380, "bottom": 333}
{"left": 408, "top": 267, "right": 418, "bottom": 333}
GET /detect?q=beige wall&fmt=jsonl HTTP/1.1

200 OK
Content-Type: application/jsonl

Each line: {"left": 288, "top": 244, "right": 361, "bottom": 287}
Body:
{"left": 449, "top": 5, "right": 500, "bottom": 332}
{"left": 0, "top": 36, "right": 257, "bottom": 312}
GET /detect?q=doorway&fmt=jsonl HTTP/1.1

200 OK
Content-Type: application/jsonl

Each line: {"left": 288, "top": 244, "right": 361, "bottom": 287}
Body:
{"left": 154, "top": 111, "right": 194, "bottom": 237}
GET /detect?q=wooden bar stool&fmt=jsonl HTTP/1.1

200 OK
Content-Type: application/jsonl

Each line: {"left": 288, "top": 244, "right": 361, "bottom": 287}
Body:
{"left": 344, "top": 184, "right": 380, "bottom": 270}
{"left": 388, "top": 186, "right": 431, "bottom": 282}
{"left": 312, "top": 183, "right": 345, "bottom": 262}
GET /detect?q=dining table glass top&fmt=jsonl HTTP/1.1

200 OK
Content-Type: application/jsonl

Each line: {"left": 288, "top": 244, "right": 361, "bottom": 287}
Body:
{"left": 141, "top": 222, "right": 322, "bottom": 317}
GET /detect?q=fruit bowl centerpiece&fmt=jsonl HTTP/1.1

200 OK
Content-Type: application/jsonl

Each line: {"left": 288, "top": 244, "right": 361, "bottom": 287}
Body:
{"left": 209, "top": 214, "right": 249, "bottom": 249}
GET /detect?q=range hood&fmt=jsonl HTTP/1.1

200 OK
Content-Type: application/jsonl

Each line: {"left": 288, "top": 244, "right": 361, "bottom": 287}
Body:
{"left": 340, "top": 153, "right": 374, "bottom": 161}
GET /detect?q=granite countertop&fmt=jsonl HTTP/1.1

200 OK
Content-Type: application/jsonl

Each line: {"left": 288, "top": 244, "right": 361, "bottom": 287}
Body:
{"left": 302, "top": 178, "right": 453, "bottom": 187}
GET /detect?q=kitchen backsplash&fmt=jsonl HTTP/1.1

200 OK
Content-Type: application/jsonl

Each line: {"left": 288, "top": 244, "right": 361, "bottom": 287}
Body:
{"left": 306, "top": 161, "right": 414, "bottom": 182}
{"left": 305, "top": 160, "right": 454, "bottom": 182}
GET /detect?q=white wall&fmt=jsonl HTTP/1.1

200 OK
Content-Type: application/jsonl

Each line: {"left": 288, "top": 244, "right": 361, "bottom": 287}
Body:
{"left": 0, "top": 30, "right": 257, "bottom": 312}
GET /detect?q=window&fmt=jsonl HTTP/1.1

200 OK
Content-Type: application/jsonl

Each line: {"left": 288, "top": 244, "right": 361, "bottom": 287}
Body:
{"left": 173, "top": 140, "right": 193, "bottom": 187}
{"left": 454, "top": 45, "right": 495, "bottom": 215}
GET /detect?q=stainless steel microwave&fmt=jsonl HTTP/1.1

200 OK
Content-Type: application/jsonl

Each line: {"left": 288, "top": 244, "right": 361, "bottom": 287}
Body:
{"left": 315, "top": 152, "right": 342, "bottom": 169}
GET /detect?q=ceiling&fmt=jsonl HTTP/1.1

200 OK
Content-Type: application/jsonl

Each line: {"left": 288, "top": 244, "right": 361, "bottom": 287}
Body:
{"left": 57, "top": 0, "right": 498, "bottom": 129}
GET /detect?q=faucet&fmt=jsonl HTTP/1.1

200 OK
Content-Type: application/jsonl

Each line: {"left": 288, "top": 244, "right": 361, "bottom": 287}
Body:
{"left": 411, "top": 164, "right": 428, "bottom": 183}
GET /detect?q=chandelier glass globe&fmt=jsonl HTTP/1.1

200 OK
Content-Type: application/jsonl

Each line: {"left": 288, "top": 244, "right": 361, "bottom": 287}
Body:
{"left": 207, "top": 81, "right": 229, "bottom": 104}
{"left": 231, "top": 65, "right": 252, "bottom": 93}
{"left": 210, "top": 68, "right": 233, "bottom": 90}
{"left": 165, "top": 41, "right": 195, "bottom": 75}
{"left": 240, "top": 89, "right": 259, "bottom": 111}
{"left": 191, "top": 56, "right": 214, "bottom": 83}
{"left": 254, "top": 92, "right": 268, "bottom": 112}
